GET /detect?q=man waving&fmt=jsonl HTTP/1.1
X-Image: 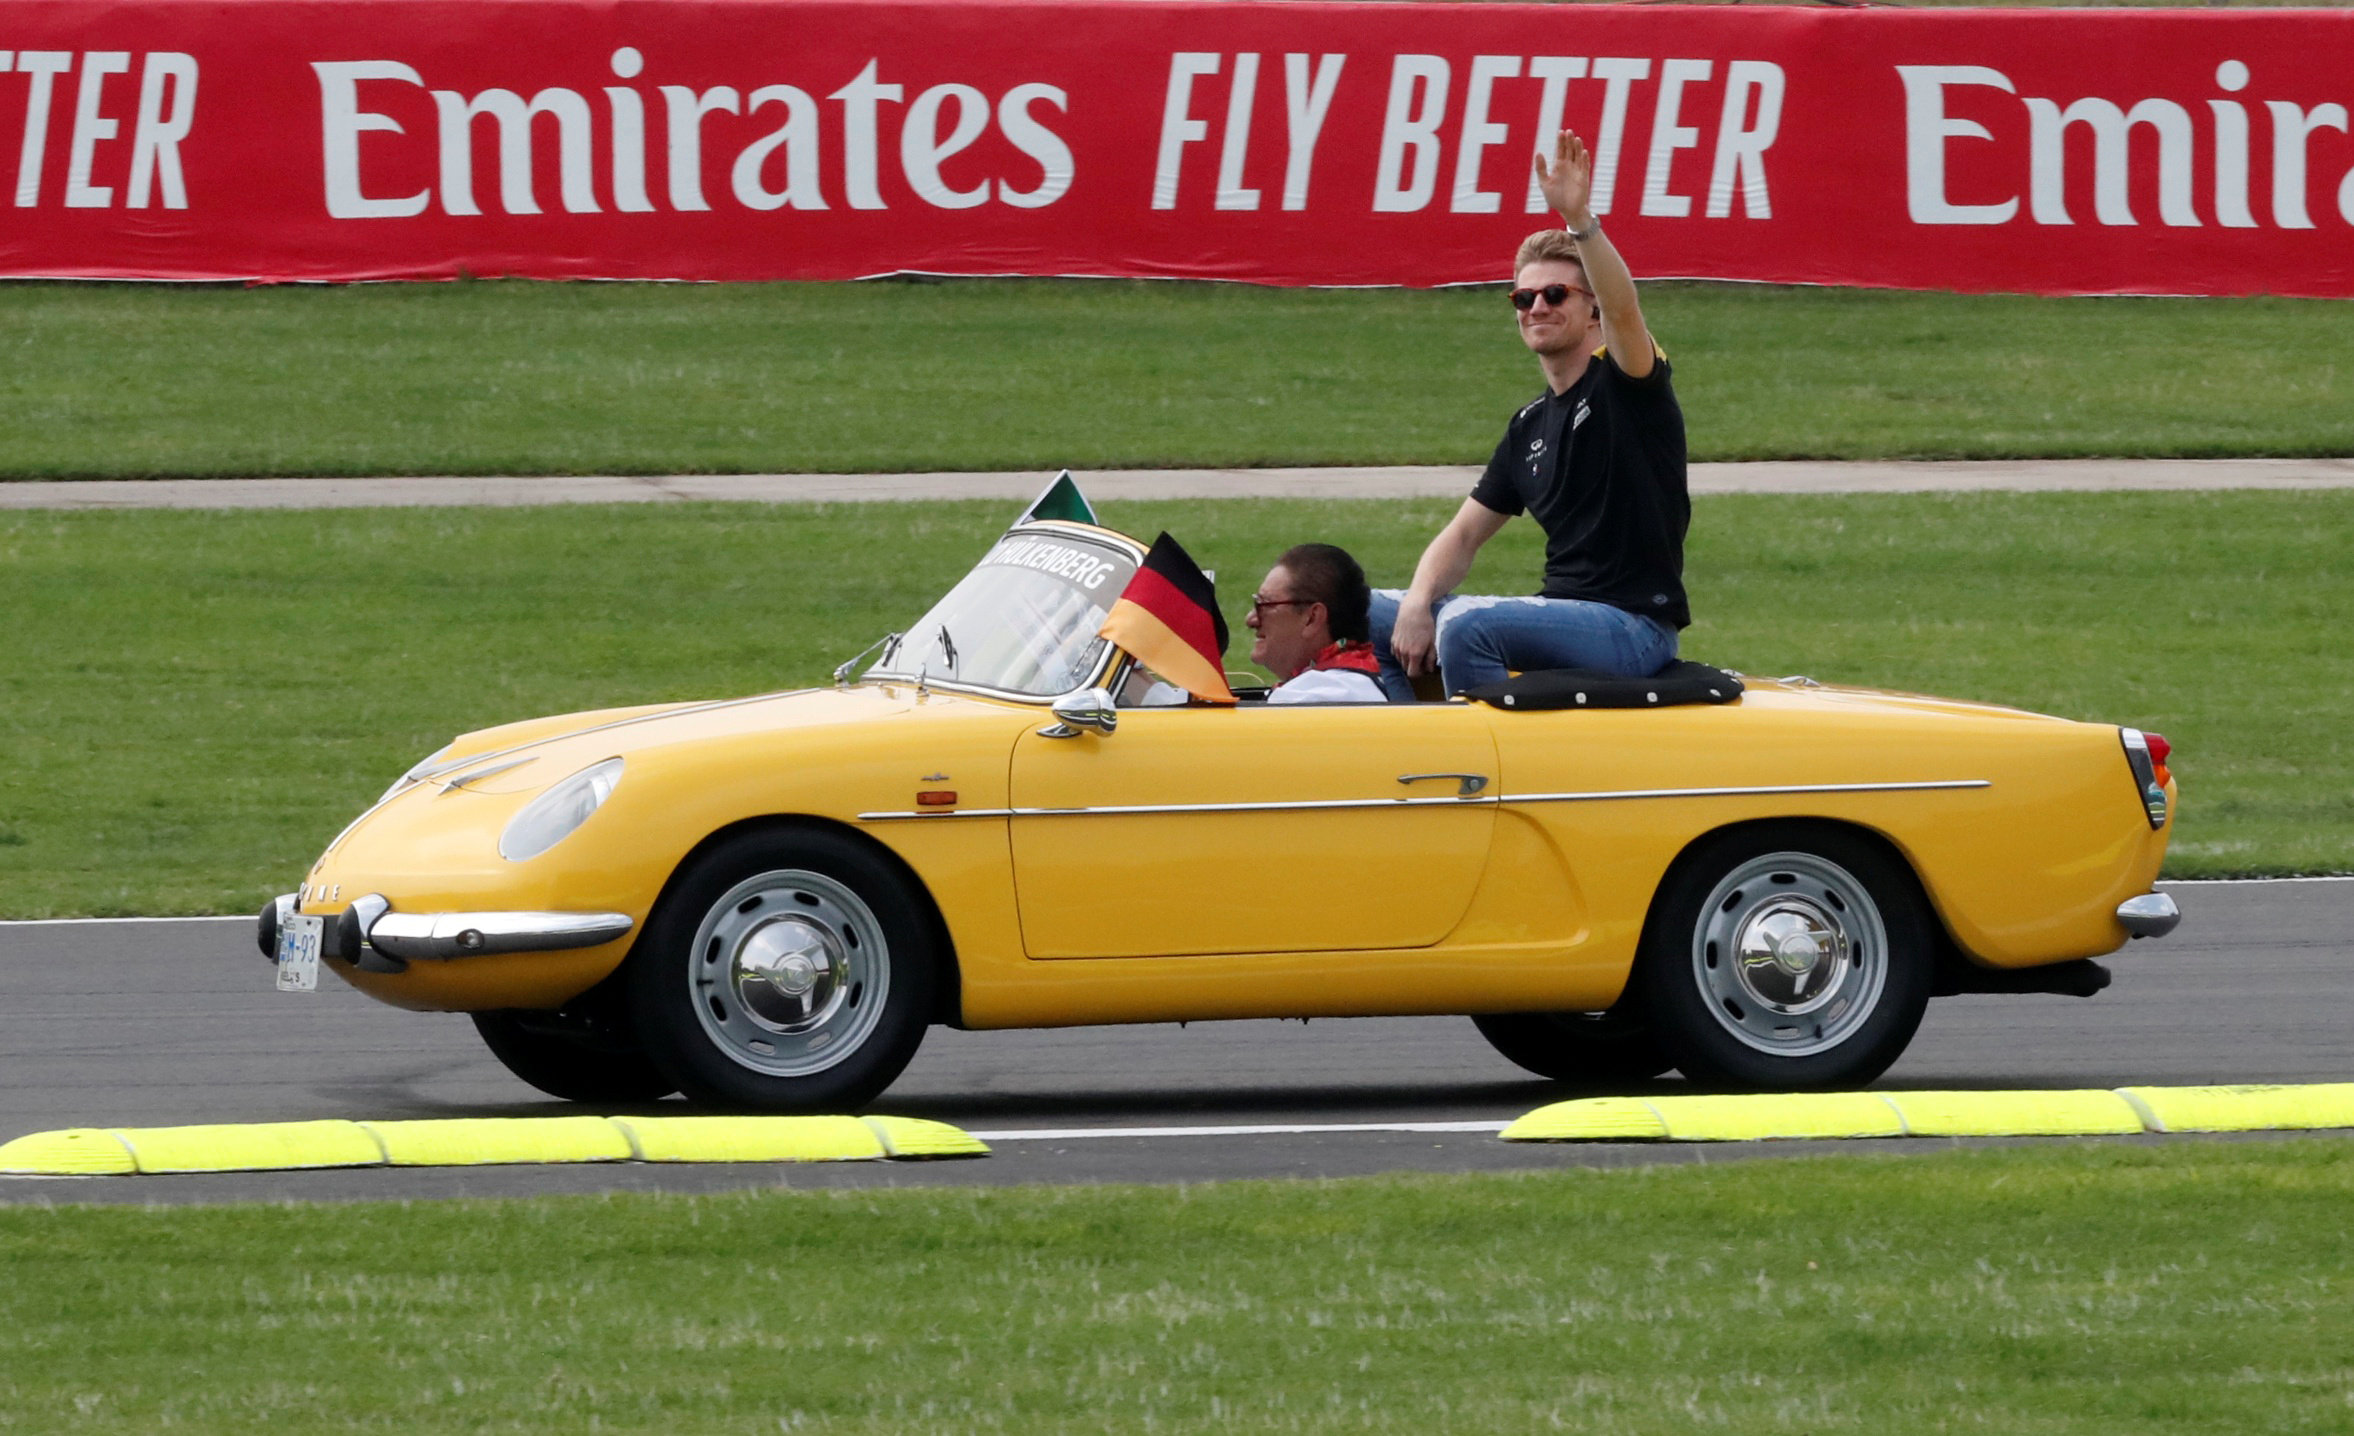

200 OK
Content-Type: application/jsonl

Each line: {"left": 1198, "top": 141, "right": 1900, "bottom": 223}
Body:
{"left": 1374, "top": 129, "right": 1690, "bottom": 699}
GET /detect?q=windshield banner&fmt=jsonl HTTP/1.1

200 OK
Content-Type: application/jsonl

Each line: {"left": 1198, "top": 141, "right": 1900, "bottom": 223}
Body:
{"left": 4, "top": 1, "right": 2351, "bottom": 296}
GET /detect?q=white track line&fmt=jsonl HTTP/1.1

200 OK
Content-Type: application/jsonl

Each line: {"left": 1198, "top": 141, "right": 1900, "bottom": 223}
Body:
{"left": 968, "top": 1120, "right": 1510, "bottom": 1142}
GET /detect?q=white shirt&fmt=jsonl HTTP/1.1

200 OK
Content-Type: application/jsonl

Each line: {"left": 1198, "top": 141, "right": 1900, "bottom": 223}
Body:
{"left": 1267, "top": 668, "right": 1387, "bottom": 705}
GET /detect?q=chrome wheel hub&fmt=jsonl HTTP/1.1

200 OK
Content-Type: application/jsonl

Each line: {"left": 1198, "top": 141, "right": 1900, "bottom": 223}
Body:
{"left": 1693, "top": 853, "right": 1886, "bottom": 1057}
{"left": 690, "top": 870, "right": 888, "bottom": 1077}
{"left": 733, "top": 917, "right": 845, "bottom": 1032}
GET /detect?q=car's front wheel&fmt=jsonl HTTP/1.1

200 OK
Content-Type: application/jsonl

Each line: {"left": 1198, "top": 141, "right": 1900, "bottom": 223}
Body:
{"left": 1634, "top": 824, "right": 1932, "bottom": 1091}
{"left": 629, "top": 828, "right": 937, "bottom": 1111}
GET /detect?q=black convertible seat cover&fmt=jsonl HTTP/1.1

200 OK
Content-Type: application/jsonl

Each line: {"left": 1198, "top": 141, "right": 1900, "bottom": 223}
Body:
{"left": 1466, "top": 661, "right": 1745, "bottom": 711}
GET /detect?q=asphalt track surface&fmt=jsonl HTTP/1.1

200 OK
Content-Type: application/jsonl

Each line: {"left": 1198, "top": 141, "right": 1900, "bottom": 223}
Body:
{"left": 1, "top": 879, "right": 2345, "bottom": 1205}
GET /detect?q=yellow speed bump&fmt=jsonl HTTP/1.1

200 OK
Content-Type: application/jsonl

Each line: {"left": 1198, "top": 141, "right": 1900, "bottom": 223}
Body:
{"left": 117, "top": 1121, "right": 386, "bottom": 1174}
{"left": 1503, "top": 1082, "right": 2354, "bottom": 1144}
{"left": 0, "top": 1115, "right": 988, "bottom": 1177}
{"left": 361, "top": 1117, "right": 634, "bottom": 1167}
{"left": 1501, "top": 1093, "right": 1907, "bottom": 1143}
{"left": 2121, "top": 1083, "right": 2354, "bottom": 1133}
{"left": 1658, "top": 1092, "right": 1906, "bottom": 1142}
{"left": 613, "top": 1115, "right": 886, "bottom": 1163}
{"left": 1498, "top": 1097, "right": 1671, "bottom": 1142}
{"left": 1887, "top": 1089, "right": 2143, "bottom": 1138}
{"left": 862, "top": 1115, "right": 992, "bottom": 1159}
{"left": 0, "top": 1129, "right": 137, "bottom": 1176}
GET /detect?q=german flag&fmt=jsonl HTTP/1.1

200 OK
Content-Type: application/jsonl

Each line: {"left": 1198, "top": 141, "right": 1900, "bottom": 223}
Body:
{"left": 1098, "top": 532, "right": 1235, "bottom": 704}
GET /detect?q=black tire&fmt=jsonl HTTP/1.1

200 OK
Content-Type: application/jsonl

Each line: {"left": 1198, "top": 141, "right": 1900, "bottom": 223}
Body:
{"left": 471, "top": 1008, "right": 679, "bottom": 1104}
{"left": 1633, "top": 823, "right": 1932, "bottom": 1091}
{"left": 1470, "top": 1009, "right": 1675, "bottom": 1085}
{"left": 628, "top": 827, "right": 937, "bottom": 1111}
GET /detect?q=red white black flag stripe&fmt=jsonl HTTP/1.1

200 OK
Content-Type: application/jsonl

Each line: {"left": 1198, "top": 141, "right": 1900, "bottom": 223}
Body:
{"left": 1097, "top": 532, "right": 1234, "bottom": 704}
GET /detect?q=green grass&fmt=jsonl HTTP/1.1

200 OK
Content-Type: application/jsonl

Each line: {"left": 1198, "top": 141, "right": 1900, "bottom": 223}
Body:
{"left": 2, "top": 1141, "right": 2352, "bottom": 1432}
{"left": 0, "top": 490, "right": 2342, "bottom": 917}
{"left": 1, "top": 279, "right": 2348, "bottom": 478}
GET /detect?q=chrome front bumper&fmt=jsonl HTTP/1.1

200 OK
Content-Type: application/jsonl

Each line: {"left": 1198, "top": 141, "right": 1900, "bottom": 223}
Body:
{"left": 2116, "top": 891, "right": 2181, "bottom": 940}
{"left": 261, "top": 892, "right": 633, "bottom": 970}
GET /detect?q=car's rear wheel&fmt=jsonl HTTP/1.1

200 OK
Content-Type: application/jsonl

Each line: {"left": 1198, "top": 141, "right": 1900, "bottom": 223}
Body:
{"left": 1635, "top": 824, "right": 1932, "bottom": 1090}
{"left": 470, "top": 1009, "right": 678, "bottom": 1104}
{"left": 628, "top": 828, "right": 936, "bottom": 1111}
{"left": 1470, "top": 1008, "right": 1674, "bottom": 1084}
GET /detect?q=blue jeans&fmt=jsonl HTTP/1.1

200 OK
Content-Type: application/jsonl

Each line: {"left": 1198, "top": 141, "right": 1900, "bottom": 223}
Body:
{"left": 1367, "top": 590, "right": 1679, "bottom": 701}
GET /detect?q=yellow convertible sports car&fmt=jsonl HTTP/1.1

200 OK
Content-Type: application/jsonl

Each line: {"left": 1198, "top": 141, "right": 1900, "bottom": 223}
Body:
{"left": 263, "top": 511, "right": 2181, "bottom": 1110}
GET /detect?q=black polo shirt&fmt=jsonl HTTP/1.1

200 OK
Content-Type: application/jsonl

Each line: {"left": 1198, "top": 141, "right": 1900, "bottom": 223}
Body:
{"left": 1468, "top": 347, "right": 1690, "bottom": 630}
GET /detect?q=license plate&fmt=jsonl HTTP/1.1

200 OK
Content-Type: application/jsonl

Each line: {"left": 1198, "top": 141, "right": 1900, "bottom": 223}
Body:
{"left": 275, "top": 913, "right": 324, "bottom": 993}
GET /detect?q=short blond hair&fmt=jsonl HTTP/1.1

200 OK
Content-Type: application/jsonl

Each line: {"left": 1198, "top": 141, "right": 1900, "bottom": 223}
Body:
{"left": 1513, "top": 228, "right": 1585, "bottom": 275}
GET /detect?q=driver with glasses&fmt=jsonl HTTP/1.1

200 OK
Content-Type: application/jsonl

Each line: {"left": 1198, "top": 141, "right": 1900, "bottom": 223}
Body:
{"left": 1247, "top": 543, "right": 1386, "bottom": 705}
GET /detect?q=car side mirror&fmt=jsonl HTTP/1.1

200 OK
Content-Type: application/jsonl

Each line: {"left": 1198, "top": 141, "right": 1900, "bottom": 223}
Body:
{"left": 1040, "top": 688, "right": 1118, "bottom": 739}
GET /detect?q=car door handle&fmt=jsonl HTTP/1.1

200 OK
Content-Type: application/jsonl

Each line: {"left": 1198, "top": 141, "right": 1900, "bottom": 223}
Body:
{"left": 1397, "top": 772, "right": 1490, "bottom": 797}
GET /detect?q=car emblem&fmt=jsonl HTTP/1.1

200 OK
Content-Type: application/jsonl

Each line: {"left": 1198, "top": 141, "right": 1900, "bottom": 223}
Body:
{"left": 921, "top": 773, "right": 949, "bottom": 782}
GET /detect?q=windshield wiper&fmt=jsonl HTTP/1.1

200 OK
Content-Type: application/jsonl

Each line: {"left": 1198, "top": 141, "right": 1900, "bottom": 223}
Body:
{"left": 936, "top": 624, "right": 959, "bottom": 673}
{"left": 832, "top": 631, "right": 903, "bottom": 687}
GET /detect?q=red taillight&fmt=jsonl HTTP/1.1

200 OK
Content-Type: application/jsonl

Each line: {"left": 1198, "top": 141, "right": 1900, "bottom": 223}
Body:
{"left": 2145, "top": 732, "right": 2172, "bottom": 786}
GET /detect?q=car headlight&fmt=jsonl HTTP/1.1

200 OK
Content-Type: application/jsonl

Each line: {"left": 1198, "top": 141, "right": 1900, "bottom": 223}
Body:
{"left": 499, "top": 758, "right": 624, "bottom": 863}
{"left": 378, "top": 743, "right": 457, "bottom": 805}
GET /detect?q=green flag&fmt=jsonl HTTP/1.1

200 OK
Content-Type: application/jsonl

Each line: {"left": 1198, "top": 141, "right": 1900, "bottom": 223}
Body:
{"left": 1016, "top": 470, "right": 1098, "bottom": 526}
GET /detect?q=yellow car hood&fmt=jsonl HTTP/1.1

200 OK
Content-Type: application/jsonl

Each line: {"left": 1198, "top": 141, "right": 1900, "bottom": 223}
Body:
{"left": 425, "top": 684, "right": 957, "bottom": 788}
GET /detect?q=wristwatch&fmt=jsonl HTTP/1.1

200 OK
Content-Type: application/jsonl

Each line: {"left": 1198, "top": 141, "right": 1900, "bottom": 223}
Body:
{"left": 1566, "top": 217, "right": 1598, "bottom": 241}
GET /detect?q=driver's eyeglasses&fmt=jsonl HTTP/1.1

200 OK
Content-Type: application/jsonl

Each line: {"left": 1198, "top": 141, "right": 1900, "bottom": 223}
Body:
{"left": 1510, "top": 283, "right": 1591, "bottom": 311}
{"left": 1249, "top": 596, "right": 1314, "bottom": 618}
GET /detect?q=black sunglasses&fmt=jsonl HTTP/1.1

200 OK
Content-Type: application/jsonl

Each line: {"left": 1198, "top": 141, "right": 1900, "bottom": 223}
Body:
{"left": 1248, "top": 596, "right": 1315, "bottom": 618}
{"left": 1510, "top": 283, "right": 1592, "bottom": 311}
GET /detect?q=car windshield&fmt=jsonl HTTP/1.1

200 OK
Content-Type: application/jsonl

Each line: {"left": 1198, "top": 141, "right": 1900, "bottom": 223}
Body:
{"left": 867, "top": 528, "right": 1139, "bottom": 698}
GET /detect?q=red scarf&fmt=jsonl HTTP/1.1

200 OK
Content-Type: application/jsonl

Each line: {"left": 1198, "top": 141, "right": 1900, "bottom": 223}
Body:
{"left": 1307, "top": 641, "right": 1381, "bottom": 676}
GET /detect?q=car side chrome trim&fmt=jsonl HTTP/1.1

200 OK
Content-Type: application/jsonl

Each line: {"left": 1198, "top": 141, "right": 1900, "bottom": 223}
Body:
{"left": 855, "top": 778, "right": 1990, "bottom": 822}
{"left": 1498, "top": 778, "right": 1991, "bottom": 806}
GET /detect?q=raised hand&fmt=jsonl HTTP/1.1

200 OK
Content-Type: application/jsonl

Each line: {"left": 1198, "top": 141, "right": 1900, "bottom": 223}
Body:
{"left": 1533, "top": 130, "right": 1594, "bottom": 226}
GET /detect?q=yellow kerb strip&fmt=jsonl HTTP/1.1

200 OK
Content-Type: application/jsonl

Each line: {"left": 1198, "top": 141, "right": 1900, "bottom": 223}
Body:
{"left": 0, "top": 1115, "right": 988, "bottom": 1176}
{"left": 2120, "top": 1083, "right": 2354, "bottom": 1133}
{"left": 1503, "top": 1083, "right": 2354, "bottom": 1144}
{"left": 1888, "top": 1090, "right": 2143, "bottom": 1138}
{"left": 1498, "top": 1098, "right": 1669, "bottom": 1142}
{"left": 612, "top": 1115, "right": 885, "bottom": 1163}
{"left": 862, "top": 1115, "right": 992, "bottom": 1158}
{"left": 361, "top": 1117, "right": 634, "bottom": 1167}
{"left": 0, "top": 1129, "right": 137, "bottom": 1176}
{"left": 117, "top": 1121, "right": 387, "bottom": 1174}
{"left": 1659, "top": 1092, "right": 1907, "bottom": 1142}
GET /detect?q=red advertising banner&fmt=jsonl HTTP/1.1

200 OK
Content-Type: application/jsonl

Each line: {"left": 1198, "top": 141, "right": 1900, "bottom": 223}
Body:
{"left": 2, "top": 0, "right": 2351, "bottom": 295}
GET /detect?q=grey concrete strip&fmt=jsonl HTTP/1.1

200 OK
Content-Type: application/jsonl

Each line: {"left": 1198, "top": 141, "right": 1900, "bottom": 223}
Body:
{"left": 2, "top": 458, "right": 2351, "bottom": 510}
